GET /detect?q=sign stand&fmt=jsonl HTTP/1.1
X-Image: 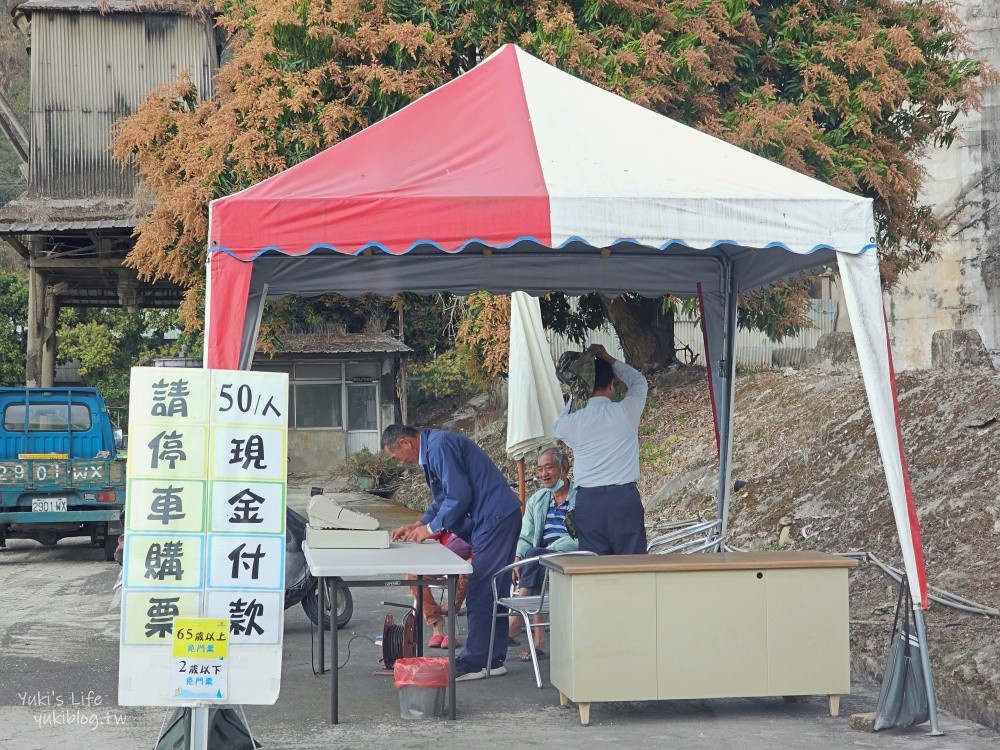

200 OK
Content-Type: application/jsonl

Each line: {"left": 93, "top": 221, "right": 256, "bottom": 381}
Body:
{"left": 118, "top": 367, "right": 289, "bottom": 742}
{"left": 190, "top": 708, "right": 210, "bottom": 750}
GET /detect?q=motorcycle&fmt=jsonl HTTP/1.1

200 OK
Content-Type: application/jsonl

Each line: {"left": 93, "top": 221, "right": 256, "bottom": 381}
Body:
{"left": 286, "top": 506, "right": 353, "bottom": 630}
{"left": 113, "top": 507, "right": 353, "bottom": 630}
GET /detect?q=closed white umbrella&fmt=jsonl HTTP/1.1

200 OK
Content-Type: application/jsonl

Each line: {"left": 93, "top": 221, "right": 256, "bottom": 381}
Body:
{"left": 506, "top": 292, "right": 564, "bottom": 504}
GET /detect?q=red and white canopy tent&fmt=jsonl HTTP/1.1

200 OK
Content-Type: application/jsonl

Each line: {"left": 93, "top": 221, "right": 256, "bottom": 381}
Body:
{"left": 205, "top": 44, "right": 935, "bottom": 717}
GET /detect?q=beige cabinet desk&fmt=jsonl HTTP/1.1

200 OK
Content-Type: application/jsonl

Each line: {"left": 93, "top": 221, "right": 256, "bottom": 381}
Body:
{"left": 541, "top": 551, "right": 857, "bottom": 725}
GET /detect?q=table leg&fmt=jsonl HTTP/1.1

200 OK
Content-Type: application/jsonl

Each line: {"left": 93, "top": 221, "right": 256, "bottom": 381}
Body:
{"left": 317, "top": 577, "right": 325, "bottom": 675}
{"left": 558, "top": 691, "right": 569, "bottom": 708}
{"left": 448, "top": 574, "right": 457, "bottom": 719}
{"left": 415, "top": 575, "right": 424, "bottom": 655}
{"left": 332, "top": 578, "right": 339, "bottom": 724}
{"left": 578, "top": 703, "right": 591, "bottom": 726}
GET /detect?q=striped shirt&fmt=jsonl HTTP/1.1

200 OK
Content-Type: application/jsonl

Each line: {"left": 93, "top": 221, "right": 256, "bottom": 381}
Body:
{"left": 541, "top": 497, "right": 570, "bottom": 547}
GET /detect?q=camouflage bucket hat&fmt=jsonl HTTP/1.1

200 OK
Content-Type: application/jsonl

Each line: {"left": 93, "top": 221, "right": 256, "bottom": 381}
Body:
{"left": 556, "top": 350, "right": 596, "bottom": 409}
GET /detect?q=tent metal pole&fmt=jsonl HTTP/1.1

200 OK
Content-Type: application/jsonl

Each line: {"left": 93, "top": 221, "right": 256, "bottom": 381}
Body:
{"left": 912, "top": 604, "right": 943, "bottom": 735}
{"left": 202, "top": 251, "right": 213, "bottom": 369}
{"left": 239, "top": 283, "right": 269, "bottom": 370}
{"left": 714, "top": 259, "right": 738, "bottom": 547}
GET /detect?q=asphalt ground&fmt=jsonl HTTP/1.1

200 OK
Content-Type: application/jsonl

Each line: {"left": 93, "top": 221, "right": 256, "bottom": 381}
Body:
{"left": 1, "top": 482, "right": 998, "bottom": 749}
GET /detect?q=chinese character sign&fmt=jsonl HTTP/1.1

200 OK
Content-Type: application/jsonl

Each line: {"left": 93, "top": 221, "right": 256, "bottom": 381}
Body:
{"left": 119, "top": 367, "right": 288, "bottom": 706}
{"left": 169, "top": 618, "right": 229, "bottom": 701}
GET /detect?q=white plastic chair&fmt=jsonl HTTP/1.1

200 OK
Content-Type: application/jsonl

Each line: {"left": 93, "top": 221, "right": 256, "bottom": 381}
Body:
{"left": 486, "top": 550, "right": 597, "bottom": 687}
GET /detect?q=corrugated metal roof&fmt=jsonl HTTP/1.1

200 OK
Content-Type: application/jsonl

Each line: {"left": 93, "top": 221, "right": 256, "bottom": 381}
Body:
{"left": 261, "top": 333, "right": 413, "bottom": 356}
{"left": 15, "top": 0, "right": 207, "bottom": 16}
{"left": 0, "top": 197, "right": 140, "bottom": 233}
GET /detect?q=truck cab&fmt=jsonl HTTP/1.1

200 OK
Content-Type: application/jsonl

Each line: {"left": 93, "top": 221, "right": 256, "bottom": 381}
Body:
{"left": 0, "top": 387, "right": 126, "bottom": 560}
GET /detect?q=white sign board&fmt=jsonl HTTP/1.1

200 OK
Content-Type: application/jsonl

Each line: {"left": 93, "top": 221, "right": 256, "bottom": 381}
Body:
{"left": 118, "top": 367, "right": 288, "bottom": 706}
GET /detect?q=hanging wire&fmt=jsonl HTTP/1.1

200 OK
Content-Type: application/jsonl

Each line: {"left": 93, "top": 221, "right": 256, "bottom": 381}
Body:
{"left": 717, "top": 543, "right": 997, "bottom": 617}
{"left": 151, "top": 709, "right": 172, "bottom": 750}
{"left": 237, "top": 705, "right": 258, "bottom": 750}
{"left": 310, "top": 632, "right": 381, "bottom": 676}
{"left": 837, "top": 552, "right": 1000, "bottom": 617}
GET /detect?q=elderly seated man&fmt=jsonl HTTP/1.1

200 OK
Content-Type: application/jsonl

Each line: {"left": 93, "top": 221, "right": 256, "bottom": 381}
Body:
{"left": 508, "top": 447, "right": 578, "bottom": 661}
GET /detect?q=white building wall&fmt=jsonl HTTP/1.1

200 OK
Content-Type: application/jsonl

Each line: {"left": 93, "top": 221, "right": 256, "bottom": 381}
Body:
{"left": 884, "top": 1, "right": 1000, "bottom": 369}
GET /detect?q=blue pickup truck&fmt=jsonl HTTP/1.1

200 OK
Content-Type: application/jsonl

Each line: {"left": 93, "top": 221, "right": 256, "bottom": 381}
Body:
{"left": 0, "top": 387, "right": 126, "bottom": 560}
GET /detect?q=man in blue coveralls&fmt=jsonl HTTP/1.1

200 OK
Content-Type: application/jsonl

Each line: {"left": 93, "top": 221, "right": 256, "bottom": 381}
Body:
{"left": 382, "top": 424, "right": 520, "bottom": 681}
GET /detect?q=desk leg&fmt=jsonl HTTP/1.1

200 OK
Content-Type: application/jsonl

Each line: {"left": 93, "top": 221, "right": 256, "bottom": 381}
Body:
{"left": 331, "top": 579, "right": 339, "bottom": 725}
{"left": 448, "top": 574, "right": 457, "bottom": 719}
{"left": 317, "top": 578, "right": 325, "bottom": 675}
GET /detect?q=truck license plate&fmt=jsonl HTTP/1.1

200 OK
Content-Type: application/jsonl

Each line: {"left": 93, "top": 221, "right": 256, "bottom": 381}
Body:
{"left": 31, "top": 498, "right": 68, "bottom": 512}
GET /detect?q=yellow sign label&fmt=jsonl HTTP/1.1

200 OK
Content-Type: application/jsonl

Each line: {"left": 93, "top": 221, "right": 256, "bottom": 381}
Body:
{"left": 171, "top": 617, "right": 229, "bottom": 659}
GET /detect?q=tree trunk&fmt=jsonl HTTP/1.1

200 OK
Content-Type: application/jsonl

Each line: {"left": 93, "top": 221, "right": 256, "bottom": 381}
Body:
{"left": 603, "top": 296, "right": 677, "bottom": 369}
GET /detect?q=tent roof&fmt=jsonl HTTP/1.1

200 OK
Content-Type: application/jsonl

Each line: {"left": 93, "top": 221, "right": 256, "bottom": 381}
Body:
{"left": 210, "top": 44, "right": 875, "bottom": 263}
{"left": 204, "top": 46, "right": 927, "bottom": 611}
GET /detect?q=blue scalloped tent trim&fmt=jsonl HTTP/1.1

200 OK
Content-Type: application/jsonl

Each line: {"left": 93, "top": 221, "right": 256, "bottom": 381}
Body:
{"left": 209, "top": 236, "right": 876, "bottom": 262}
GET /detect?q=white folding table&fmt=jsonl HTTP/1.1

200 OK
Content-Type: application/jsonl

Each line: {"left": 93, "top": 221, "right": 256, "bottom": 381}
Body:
{"left": 303, "top": 540, "right": 473, "bottom": 723}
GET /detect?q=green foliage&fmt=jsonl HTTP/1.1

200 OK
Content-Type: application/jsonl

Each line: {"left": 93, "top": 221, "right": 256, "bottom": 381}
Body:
{"left": 738, "top": 282, "right": 813, "bottom": 342}
{"left": 344, "top": 448, "right": 401, "bottom": 486}
{"left": 540, "top": 293, "right": 609, "bottom": 344}
{"left": 411, "top": 346, "right": 477, "bottom": 401}
{"left": 640, "top": 435, "right": 681, "bottom": 468}
{"left": 57, "top": 308, "right": 184, "bottom": 408}
{"left": 0, "top": 271, "right": 27, "bottom": 384}
{"left": 455, "top": 292, "right": 510, "bottom": 386}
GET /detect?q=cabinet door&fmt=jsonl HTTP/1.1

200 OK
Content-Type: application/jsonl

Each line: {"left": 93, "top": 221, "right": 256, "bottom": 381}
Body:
{"left": 765, "top": 568, "right": 851, "bottom": 695}
{"left": 657, "top": 569, "right": 768, "bottom": 699}
{"left": 552, "top": 572, "right": 659, "bottom": 702}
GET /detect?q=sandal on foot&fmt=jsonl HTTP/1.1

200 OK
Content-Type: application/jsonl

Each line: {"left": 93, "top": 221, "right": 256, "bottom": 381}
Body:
{"left": 427, "top": 634, "right": 445, "bottom": 648}
{"left": 517, "top": 649, "right": 547, "bottom": 661}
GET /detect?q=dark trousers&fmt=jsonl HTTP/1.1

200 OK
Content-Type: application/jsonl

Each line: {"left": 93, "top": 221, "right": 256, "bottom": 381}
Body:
{"left": 517, "top": 545, "right": 549, "bottom": 592}
{"left": 463, "top": 511, "right": 520, "bottom": 669}
{"left": 575, "top": 483, "right": 647, "bottom": 555}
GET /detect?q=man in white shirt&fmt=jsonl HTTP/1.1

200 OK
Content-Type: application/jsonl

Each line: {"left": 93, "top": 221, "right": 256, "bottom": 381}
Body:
{"left": 553, "top": 344, "right": 648, "bottom": 555}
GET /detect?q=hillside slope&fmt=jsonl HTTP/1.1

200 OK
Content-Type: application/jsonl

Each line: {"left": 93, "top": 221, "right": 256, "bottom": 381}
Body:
{"left": 395, "top": 366, "right": 1000, "bottom": 728}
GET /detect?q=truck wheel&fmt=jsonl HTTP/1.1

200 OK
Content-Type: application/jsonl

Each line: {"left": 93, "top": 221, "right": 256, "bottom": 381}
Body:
{"left": 301, "top": 578, "right": 353, "bottom": 630}
{"left": 104, "top": 533, "right": 118, "bottom": 562}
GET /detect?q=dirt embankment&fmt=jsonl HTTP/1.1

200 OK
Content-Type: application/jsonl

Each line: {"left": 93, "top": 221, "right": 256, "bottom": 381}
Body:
{"left": 393, "top": 366, "right": 1000, "bottom": 729}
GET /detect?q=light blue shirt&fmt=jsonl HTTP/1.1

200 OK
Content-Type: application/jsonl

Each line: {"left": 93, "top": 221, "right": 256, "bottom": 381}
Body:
{"left": 553, "top": 360, "right": 647, "bottom": 487}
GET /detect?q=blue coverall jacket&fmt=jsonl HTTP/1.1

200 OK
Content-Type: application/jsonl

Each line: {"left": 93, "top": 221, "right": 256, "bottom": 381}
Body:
{"left": 417, "top": 428, "right": 519, "bottom": 545}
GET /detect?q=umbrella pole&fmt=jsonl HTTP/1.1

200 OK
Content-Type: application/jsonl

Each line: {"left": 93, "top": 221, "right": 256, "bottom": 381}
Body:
{"left": 517, "top": 458, "right": 527, "bottom": 515}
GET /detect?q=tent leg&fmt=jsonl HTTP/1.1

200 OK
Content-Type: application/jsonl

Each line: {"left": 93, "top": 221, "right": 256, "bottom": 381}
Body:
{"left": 714, "top": 261, "right": 738, "bottom": 550}
{"left": 912, "top": 605, "right": 943, "bottom": 736}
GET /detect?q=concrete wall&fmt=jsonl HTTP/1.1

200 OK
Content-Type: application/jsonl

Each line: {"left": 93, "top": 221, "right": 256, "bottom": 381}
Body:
{"left": 884, "top": 1, "right": 1000, "bottom": 370}
{"left": 288, "top": 428, "right": 347, "bottom": 477}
